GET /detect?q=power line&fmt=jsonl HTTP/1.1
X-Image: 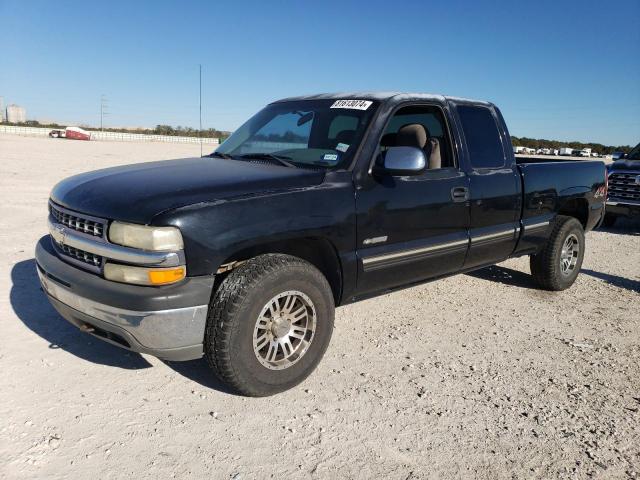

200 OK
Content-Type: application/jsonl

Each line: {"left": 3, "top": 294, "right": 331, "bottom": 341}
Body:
{"left": 100, "top": 94, "right": 109, "bottom": 131}
{"left": 199, "top": 64, "right": 202, "bottom": 158}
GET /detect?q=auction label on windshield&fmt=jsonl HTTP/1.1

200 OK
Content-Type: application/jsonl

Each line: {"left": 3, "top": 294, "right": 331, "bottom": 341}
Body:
{"left": 330, "top": 100, "right": 372, "bottom": 110}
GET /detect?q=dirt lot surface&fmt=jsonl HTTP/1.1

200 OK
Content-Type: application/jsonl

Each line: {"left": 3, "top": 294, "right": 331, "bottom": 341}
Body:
{"left": 1, "top": 134, "right": 639, "bottom": 479}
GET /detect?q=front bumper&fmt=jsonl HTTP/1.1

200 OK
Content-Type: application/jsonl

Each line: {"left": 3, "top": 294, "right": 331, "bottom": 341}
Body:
{"left": 35, "top": 236, "right": 215, "bottom": 361}
{"left": 606, "top": 199, "right": 640, "bottom": 219}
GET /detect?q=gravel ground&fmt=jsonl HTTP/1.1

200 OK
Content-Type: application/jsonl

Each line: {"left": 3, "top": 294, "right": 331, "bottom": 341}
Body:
{"left": 1, "top": 134, "right": 639, "bottom": 479}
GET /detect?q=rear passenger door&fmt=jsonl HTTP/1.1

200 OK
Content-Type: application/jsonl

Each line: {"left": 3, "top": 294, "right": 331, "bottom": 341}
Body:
{"left": 454, "top": 104, "right": 521, "bottom": 269}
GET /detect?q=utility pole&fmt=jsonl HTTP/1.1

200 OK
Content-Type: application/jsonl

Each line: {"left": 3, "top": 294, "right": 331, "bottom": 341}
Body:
{"left": 100, "top": 95, "right": 109, "bottom": 131}
{"left": 199, "top": 64, "right": 203, "bottom": 158}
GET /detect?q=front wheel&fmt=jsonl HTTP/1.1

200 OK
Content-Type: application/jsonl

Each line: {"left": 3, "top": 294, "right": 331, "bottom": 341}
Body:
{"left": 530, "top": 216, "right": 585, "bottom": 291}
{"left": 204, "top": 254, "right": 335, "bottom": 396}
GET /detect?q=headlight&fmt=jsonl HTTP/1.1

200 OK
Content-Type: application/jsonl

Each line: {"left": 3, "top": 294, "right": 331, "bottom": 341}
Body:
{"left": 104, "top": 263, "right": 186, "bottom": 286}
{"left": 109, "top": 222, "right": 183, "bottom": 251}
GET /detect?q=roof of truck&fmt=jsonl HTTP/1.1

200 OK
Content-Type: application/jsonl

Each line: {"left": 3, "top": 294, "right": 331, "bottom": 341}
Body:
{"left": 271, "top": 91, "right": 492, "bottom": 106}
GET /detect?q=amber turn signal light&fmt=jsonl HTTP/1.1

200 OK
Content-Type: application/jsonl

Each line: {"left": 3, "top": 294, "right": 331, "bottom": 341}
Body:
{"left": 148, "top": 267, "right": 186, "bottom": 285}
{"left": 104, "top": 263, "right": 186, "bottom": 286}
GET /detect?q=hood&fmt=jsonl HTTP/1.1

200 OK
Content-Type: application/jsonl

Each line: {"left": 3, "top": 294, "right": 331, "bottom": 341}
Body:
{"left": 51, "top": 157, "right": 325, "bottom": 224}
{"left": 610, "top": 158, "right": 640, "bottom": 171}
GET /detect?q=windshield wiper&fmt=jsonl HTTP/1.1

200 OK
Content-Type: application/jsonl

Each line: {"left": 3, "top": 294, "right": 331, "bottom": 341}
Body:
{"left": 208, "top": 151, "right": 234, "bottom": 159}
{"left": 238, "top": 153, "right": 296, "bottom": 168}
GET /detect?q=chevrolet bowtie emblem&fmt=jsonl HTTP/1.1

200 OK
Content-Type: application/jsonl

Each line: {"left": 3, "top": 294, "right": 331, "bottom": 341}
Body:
{"left": 54, "top": 225, "right": 66, "bottom": 244}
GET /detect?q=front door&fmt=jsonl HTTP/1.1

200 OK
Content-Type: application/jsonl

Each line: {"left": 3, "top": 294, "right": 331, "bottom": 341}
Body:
{"left": 354, "top": 104, "right": 470, "bottom": 296}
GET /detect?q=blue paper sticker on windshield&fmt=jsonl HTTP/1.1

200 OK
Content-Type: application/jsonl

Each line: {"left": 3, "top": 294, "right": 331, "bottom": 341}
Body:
{"left": 323, "top": 153, "right": 339, "bottom": 162}
{"left": 336, "top": 143, "right": 349, "bottom": 152}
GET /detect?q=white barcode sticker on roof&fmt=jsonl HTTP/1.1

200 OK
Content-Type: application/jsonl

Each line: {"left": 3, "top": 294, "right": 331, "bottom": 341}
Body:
{"left": 330, "top": 99, "right": 372, "bottom": 110}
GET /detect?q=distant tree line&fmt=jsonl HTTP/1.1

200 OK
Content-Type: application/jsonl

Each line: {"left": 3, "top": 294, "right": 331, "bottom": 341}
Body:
{"left": 150, "top": 124, "right": 230, "bottom": 140}
{"left": 511, "top": 136, "right": 633, "bottom": 155}
{"left": 1, "top": 119, "right": 633, "bottom": 153}
{"left": 1, "top": 120, "right": 230, "bottom": 140}
{"left": 253, "top": 131, "right": 307, "bottom": 143}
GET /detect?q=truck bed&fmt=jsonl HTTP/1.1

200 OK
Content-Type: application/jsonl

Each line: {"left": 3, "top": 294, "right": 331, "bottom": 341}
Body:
{"left": 516, "top": 159, "right": 606, "bottom": 226}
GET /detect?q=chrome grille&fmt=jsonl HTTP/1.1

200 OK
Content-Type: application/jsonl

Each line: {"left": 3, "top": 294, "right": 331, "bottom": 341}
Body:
{"left": 49, "top": 203, "right": 105, "bottom": 237}
{"left": 57, "top": 243, "right": 103, "bottom": 267}
{"left": 608, "top": 173, "right": 640, "bottom": 202}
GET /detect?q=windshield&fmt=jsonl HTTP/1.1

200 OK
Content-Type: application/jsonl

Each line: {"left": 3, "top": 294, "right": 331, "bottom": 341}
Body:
{"left": 626, "top": 142, "right": 640, "bottom": 160}
{"left": 214, "top": 99, "right": 379, "bottom": 169}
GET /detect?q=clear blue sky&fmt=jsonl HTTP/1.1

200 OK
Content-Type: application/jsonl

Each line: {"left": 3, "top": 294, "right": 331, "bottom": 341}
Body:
{"left": 1, "top": 0, "right": 638, "bottom": 146}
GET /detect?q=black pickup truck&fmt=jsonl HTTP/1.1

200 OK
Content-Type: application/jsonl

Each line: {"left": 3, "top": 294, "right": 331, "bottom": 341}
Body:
{"left": 602, "top": 142, "right": 640, "bottom": 226}
{"left": 35, "top": 92, "right": 607, "bottom": 396}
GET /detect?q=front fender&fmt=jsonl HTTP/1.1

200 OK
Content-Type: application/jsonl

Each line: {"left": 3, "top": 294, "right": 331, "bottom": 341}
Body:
{"left": 153, "top": 173, "right": 357, "bottom": 277}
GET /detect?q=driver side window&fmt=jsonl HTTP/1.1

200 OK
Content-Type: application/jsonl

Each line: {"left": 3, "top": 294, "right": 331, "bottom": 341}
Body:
{"left": 380, "top": 105, "right": 455, "bottom": 169}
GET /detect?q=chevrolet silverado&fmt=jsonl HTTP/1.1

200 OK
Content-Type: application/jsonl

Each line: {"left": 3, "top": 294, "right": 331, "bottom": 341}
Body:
{"left": 35, "top": 92, "right": 607, "bottom": 396}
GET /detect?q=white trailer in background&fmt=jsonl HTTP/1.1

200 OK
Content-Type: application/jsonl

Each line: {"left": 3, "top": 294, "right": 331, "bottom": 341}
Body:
{"left": 559, "top": 148, "right": 573, "bottom": 156}
{"left": 574, "top": 148, "right": 592, "bottom": 157}
{"left": 513, "top": 146, "right": 525, "bottom": 154}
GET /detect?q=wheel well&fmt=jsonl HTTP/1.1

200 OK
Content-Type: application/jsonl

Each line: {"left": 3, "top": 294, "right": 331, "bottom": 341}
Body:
{"left": 558, "top": 198, "right": 589, "bottom": 228}
{"left": 216, "top": 238, "right": 343, "bottom": 304}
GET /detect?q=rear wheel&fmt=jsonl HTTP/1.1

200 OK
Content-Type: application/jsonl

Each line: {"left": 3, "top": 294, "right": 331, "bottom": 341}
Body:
{"left": 205, "top": 254, "right": 334, "bottom": 396}
{"left": 530, "top": 216, "right": 585, "bottom": 291}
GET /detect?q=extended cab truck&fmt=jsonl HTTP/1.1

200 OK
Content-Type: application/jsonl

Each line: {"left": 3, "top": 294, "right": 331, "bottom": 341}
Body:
{"left": 602, "top": 142, "right": 640, "bottom": 227}
{"left": 35, "top": 92, "right": 607, "bottom": 396}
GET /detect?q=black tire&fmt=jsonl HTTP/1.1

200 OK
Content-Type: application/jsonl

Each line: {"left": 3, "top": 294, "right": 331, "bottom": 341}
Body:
{"left": 204, "top": 254, "right": 335, "bottom": 396}
{"left": 602, "top": 214, "right": 617, "bottom": 228}
{"left": 530, "top": 215, "right": 585, "bottom": 291}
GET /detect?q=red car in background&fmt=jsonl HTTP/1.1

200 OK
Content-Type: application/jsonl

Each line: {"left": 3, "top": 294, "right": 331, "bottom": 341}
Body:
{"left": 49, "top": 126, "right": 91, "bottom": 141}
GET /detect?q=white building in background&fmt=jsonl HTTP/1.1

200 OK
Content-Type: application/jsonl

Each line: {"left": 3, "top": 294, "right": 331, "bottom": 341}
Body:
{"left": 6, "top": 104, "right": 27, "bottom": 123}
{"left": 0, "top": 97, "right": 4, "bottom": 121}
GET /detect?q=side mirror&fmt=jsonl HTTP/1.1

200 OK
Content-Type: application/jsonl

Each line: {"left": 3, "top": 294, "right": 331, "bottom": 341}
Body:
{"left": 373, "top": 146, "right": 426, "bottom": 176}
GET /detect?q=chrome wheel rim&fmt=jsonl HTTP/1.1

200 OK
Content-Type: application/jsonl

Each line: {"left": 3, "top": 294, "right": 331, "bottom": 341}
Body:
{"left": 560, "top": 233, "right": 579, "bottom": 276}
{"left": 253, "top": 290, "right": 316, "bottom": 370}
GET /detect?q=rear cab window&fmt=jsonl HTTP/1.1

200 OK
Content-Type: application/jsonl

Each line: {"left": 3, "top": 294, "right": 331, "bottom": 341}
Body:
{"left": 456, "top": 105, "right": 506, "bottom": 169}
